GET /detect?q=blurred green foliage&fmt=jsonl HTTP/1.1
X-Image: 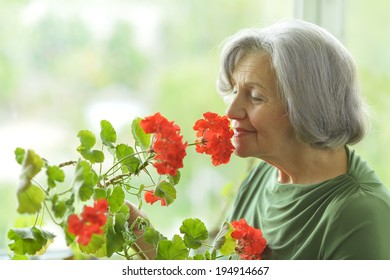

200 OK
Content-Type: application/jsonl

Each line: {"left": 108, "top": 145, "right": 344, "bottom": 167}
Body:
{"left": 1, "top": 0, "right": 293, "bottom": 256}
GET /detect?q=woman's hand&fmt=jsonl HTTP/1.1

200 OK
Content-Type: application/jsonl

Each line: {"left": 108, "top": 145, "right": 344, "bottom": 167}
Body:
{"left": 125, "top": 200, "right": 148, "bottom": 229}
{"left": 125, "top": 200, "right": 157, "bottom": 260}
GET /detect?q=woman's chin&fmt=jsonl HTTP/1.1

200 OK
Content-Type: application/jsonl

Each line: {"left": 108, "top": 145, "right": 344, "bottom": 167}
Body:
{"left": 233, "top": 148, "right": 251, "bottom": 158}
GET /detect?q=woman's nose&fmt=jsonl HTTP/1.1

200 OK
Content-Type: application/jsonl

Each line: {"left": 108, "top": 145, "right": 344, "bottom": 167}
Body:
{"left": 225, "top": 93, "right": 246, "bottom": 120}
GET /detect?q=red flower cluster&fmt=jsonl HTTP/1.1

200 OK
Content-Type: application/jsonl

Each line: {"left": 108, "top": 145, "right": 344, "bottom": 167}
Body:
{"left": 140, "top": 113, "right": 187, "bottom": 176}
{"left": 144, "top": 190, "right": 167, "bottom": 206}
{"left": 67, "top": 199, "right": 109, "bottom": 246}
{"left": 231, "top": 218, "right": 266, "bottom": 260}
{"left": 193, "top": 112, "right": 235, "bottom": 166}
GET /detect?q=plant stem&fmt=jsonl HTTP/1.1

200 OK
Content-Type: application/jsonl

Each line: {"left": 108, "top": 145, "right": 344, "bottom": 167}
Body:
{"left": 43, "top": 202, "right": 63, "bottom": 226}
{"left": 202, "top": 243, "right": 214, "bottom": 248}
{"left": 102, "top": 150, "right": 150, "bottom": 178}
{"left": 187, "top": 141, "right": 202, "bottom": 147}
{"left": 98, "top": 173, "right": 131, "bottom": 188}
{"left": 33, "top": 212, "right": 40, "bottom": 227}
{"left": 56, "top": 187, "right": 74, "bottom": 196}
{"left": 58, "top": 161, "right": 77, "bottom": 168}
{"left": 98, "top": 153, "right": 154, "bottom": 188}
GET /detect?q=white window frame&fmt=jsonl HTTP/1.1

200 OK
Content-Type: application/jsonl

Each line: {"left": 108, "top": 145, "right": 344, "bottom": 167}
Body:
{"left": 294, "top": 0, "right": 345, "bottom": 41}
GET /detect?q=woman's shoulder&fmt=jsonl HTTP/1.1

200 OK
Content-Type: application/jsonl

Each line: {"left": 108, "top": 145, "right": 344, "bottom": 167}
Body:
{"left": 334, "top": 186, "right": 390, "bottom": 217}
{"left": 322, "top": 169, "right": 390, "bottom": 259}
{"left": 346, "top": 147, "right": 387, "bottom": 188}
{"left": 317, "top": 148, "right": 390, "bottom": 232}
{"left": 325, "top": 170, "right": 390, "bottom": 227}
{"left": 322, "top": 188, "right": 390, "bottom": 259}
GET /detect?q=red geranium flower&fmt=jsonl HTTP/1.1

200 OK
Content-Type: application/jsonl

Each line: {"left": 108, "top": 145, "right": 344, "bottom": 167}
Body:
{"left": 144, "top": 190, "right": 167, "bottom": 206}
{"left": 67, "top": 199, "right": 109, "bottom": 246}
{"left": 140, "top": 113, "right": 187, "bottom": 176}
{"left": 231, "top": 218, "right": 266, "bottom": 260}
{"left": 140, "top": 112, "right": 180, "bottom": 135}
{"left": 193, "top": 112, "right": 235, "bottom": 166}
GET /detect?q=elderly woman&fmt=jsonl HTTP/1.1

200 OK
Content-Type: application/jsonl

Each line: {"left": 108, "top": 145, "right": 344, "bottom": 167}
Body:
{"left": 220, "top": 19, "right": 390, "bottom": 259}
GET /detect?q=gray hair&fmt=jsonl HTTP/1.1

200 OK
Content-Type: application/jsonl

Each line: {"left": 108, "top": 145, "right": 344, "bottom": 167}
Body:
{"left": 217, "top": 19, "right": 370, "bottom": 149}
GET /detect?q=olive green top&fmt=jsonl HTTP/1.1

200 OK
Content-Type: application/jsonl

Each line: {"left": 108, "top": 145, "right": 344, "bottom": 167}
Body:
{"left": 228, "top": 147, "right": 390, "bottom": 259}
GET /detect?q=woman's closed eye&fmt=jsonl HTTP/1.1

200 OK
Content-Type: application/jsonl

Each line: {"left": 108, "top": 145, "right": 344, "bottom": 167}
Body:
{"left": 230, "top": 84, "right": 267, "bottom": 104}
{"left": 250, "top": 90, "right": 267, "bottom": 103}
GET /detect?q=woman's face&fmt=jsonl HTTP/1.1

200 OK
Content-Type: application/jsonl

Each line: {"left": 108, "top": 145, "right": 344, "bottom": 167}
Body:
{"left": 225, "top": 52, "right": 295, "bottom": 160}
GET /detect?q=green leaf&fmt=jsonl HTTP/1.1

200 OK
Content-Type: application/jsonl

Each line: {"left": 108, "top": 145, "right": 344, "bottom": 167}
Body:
{"left": 100, "top": 120, "right": 117, "bottom": 148}
{"left": 106, "top": 205, "right": 130, "bottom": 257}
{"left": 17, "top": 184, "right": 45, "bottom": 214}
{"left": 143, "top": 227, "right": 166, "bottom": 247}
{"left": 77, "top": 130, "right": 96, "bottom": 149}
{"left": 64, "top": 225, "right": 76, "bottom": 246}
{"left": 118, "top": 203, "right": 130, "bottom": 222}
{"left": 78, "top": 149, "right": 105, "bottom": 164}
{"left": 11, "top": 255, "right": 29, "bottom": 260}
{"left": 154, "top": 181, "right": 176, "bottom": 206}
{"left": 51, "top": 194, "right": 67, "bottom": 219}
{"left": 213, "top": 221, "right": 236, "bottom": 256}
{"left": 94, "top": 188, "right": 107, "bottom": 200}
{"left": 16, "top": 150, "right": 45, "bottom": 214}
{"left": 192, "top": 254, "right": 205, "bottom": 260}
{"left": 73, "top": 161, "right": 98, "bottom": 201}
{"left": 105, "top": 215, "right": 124, "bottom": 257}
{"left": 131, "top": 117, "right": 151, "bottom": 151}
{"left": 203, "top": 249, "right": 217, "bottom": 260}
{"left": 78, "top": 233, "right": 106, "bottom": 257}
{"left": 65, "top": 194, "right": 75, "bottom": 212}
{"left": 156, "top": 234, "right": 189, "bottom": 260}
{"left": 205, "top": 250, "right": 211, "bottom": 260}
{"left": 107, "top": 186, "right": 125, "bottom": 213}
{"left": 167, "top": 171, "right": 181, "bottom": 186}
{"left": 115, "top": 144, "right": 140, "bottom": 173}
{"left": 14, "top": 147, "right": 25, "bottom": 165}
{"left": 211, "top": 249, "right": 217, "bottom": 260}
{"left": 8, "top": 227, "right": 55, "bottom": 256}
{"left": 46, "top": 165, "right": 65, "bottom": 188}
{"left": 91, "top": 150, "right": 105, "bottom": 163}
{"left": 18, "top": 149, "right": 44, "bottom": 192}
{"left": 53, "top": 201, "right": 67, "bottom": 219}
{"left": 77, "top": 130, "right": 105, "bottom": 163}
{"left": 180, "top": 218, "right": 208, "bottom": 249}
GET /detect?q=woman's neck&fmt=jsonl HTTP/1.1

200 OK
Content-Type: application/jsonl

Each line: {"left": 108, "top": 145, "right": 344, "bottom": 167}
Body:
{"left": 267, "top": 145, "right": 348, "bottom": 185}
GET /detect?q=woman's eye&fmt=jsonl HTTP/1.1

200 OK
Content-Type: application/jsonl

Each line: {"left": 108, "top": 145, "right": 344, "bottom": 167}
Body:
{"left": 250, "top": 92, "right": 265, "bottom": 102}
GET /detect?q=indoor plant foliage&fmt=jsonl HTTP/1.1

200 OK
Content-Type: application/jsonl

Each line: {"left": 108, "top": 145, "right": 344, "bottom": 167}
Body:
{"left": 8, "top": 112, "right": 266, "bottom": 260}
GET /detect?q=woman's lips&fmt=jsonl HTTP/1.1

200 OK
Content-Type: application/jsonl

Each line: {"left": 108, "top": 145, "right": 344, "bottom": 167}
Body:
{"left": 233, "top": 128, "right": 256, "bottom": 137}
